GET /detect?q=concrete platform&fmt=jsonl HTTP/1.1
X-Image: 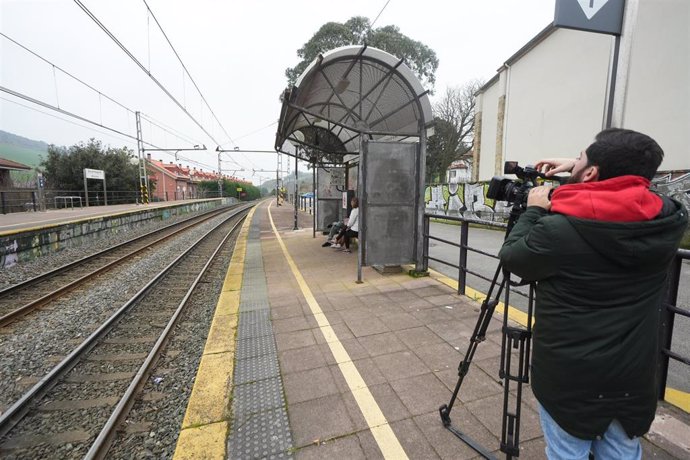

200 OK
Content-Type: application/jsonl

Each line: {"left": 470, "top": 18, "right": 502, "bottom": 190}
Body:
{"left": 177, "top": 200, "right": 690, "bottom": 459}
{"left": 0, "top": 198, "right": 231, "bottom": 268}
{"left": 0, "top": 199, "right": 226, "bottom": 234}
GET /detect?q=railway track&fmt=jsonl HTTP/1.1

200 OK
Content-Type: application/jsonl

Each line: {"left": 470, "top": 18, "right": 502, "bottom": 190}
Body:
{"left": 0, "top": 204, "right": 239, "bottom": 327}
{"left": 0, "top": 203, "right": 252, "bottom": 458}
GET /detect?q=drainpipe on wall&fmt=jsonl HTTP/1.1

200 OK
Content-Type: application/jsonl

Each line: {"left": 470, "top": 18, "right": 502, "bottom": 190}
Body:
{"left": 495, "top": 63, "right": 512, "bottom": 176}
{"left": 472, "top": 92, "right": 483, "bottom": 183}
{"left": 606, "top": 0, "right": 640, "bottom": 128}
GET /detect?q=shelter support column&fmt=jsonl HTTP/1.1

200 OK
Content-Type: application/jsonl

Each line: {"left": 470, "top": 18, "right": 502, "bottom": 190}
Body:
{"left": 414, "top": 122, "right": 428, "bottom": 274}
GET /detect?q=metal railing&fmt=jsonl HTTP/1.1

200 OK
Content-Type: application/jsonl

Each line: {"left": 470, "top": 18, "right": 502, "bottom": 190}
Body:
{"left": 423, "top": 212, "right": 689, "bottom": 403}
{"left": 0, "top": 190, "right": 38, "bottom": 213}
{"left": 658, "top": 248, "right": 690, "bottom": 400}
{"left": 0, "top": 189, "right": 144, "bottom": 213}
{"left": 422, "top": 213, "right": 507, "bottom": 296}
{"left": 299, "top": 196, "right": 314, "bottom": 214}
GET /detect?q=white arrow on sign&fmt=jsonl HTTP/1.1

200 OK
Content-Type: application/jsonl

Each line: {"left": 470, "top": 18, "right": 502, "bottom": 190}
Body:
{"left": 577, "top": 0, "right": 610, "bottom": 20}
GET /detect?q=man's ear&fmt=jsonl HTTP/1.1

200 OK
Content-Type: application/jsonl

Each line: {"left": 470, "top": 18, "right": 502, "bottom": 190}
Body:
{"left": 582, "top": 165, "right": 600, "bottom": 182}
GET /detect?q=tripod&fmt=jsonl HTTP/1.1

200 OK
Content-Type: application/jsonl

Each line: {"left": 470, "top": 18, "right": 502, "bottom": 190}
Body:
{"left": 439, "top": 197, "right": 535, "bottom": 460}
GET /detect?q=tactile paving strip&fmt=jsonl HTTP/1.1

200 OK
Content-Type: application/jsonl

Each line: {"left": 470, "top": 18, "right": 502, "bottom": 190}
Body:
{"left": 237, "top": 310, "right": 273, "bottom": 339}
{"left": 233, "top": 376, "right": 286, "bottom": 422}
{"left": 228, "top": 407, "right": 292, "bottom": 460}
{"left": 228, "top": 215, "right": 293, "bottom": 458}
{"left": 234, "top": 354, "right": 280, "bottom": 385}
{"left": 236, "top": 334, "right": 277, "bottom": 361}
{"left": 239, "top": 299, "right": 269, "bottom": 312}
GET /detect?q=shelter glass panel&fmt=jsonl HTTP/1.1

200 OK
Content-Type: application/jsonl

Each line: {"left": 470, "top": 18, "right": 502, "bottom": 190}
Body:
{"left": 363, "top": 141, "right": 418, "bottom": 266}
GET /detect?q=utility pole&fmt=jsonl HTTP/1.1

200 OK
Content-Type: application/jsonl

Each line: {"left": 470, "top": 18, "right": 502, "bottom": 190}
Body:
{"left": 217, "top": 149, "right": 223, "bottom": 198}
{"left": 135, "top": 112, "right": 149, "bottom": 204}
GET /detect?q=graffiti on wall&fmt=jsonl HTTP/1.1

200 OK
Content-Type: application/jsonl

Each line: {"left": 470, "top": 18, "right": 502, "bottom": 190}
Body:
{"left": 427, "top": 173, "right": 690, "bottom": 221}
{"left": 654, "top": 173, "right": 690, "bottom": 210}
{"left": 424, "top": 182, "right": 510, "bottom": 219}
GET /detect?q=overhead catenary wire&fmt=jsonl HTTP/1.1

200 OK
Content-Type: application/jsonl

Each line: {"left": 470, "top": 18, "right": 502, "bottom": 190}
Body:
{"left": 0, "top": 31, "right": 203, "bottom": 152}
{"left": 219, "top": 120, "right": 278, "bottom": 145}
{"left": 139, "top": 112, "right": 203, "bottom": 147}
{"left": 0, "top": 85, "right": 167, "bottom": 151}
{"left": 0, "top": 32, "right": 133, "bottom": 115}
{"left": 2, "top": 88, "right": 241, "bottom": 179}
{"left": 141, "top": 0, "right": 237, "bottom": 148}
{"left": 371, "top": 0, "right": 392, "bottom": 28}
{"left": 1, "top": 95, "right": 140, "bottom": 149}
{"left": 72, "top": 0, "right": 222, "bottom": 146}
{"left": 2, "top": 6, "right": 252, "bottom": 179}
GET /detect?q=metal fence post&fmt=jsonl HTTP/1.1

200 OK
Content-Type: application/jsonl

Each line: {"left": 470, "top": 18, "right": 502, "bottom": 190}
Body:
{"left": 657, "top": 255, "right": 681, "bottom": 400}
{"left": 458, "top": 221, "right": 469, "bottom": 296}
{"left": 422, "top": 214, "right": 430, "bottom": 272}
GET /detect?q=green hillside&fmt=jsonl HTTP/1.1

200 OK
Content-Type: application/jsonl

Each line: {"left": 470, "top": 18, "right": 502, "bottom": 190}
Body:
{"left": 0, "top": 142, "right": 45, "bottom": 168}
{"left": 0, "top": 130, "right": 49, "bottom": 168}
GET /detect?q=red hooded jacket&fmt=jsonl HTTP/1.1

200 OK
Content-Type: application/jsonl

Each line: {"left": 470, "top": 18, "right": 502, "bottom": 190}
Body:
{"left": 550, "top": 175, "right": 662, "bottom": 222}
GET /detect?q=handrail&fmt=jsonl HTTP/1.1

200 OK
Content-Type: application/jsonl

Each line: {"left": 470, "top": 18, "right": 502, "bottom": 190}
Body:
{"left": 658, "top": 248, "right": 690, "bottom": 399}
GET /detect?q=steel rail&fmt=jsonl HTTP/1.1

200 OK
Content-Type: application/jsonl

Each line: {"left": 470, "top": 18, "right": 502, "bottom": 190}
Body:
{"left": 85, "top": 208, "right": 249, "bottom": 459}
{"left": 0, "top": 206, "right": 232, "bottom": 327}
{"left": 0, "top": 205, "right": 230, "bottom": 299}
{"left": 0, "top": 203, "right": 254, "bottom": 439}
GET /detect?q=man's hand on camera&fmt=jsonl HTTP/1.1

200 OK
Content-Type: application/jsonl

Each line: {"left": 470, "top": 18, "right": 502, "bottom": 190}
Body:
{"left": 527, "top": 186, "right": 552, "bottom": 211}
{"left": 535, "top": 158, "right": 576, "bottom": 177}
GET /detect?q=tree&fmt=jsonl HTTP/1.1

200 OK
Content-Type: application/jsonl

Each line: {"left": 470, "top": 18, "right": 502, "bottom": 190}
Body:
{"left": 197, "top": 179, "right": 261, "bottom": 201}
{"left": 286, "top": 16, "right": 439, "bottom": 91}
{"left": 426, "top": 80, "right": 484, "bottom": 182}
{"left": 41, "top": 139, "right": 139, "bottom": 191}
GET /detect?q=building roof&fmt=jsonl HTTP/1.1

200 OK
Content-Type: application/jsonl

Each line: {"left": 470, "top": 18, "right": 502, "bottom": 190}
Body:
{"left": 148, "top": 159, "right": 192, "bottom": 180}
{"left": 477, "top": 23, "right": 556, "bottom": 95}
{"left": 448, "top": 159, "right": 469, "bottom": 170}
{"left": 0, "top": 157, "right": 32, "bottom": 171}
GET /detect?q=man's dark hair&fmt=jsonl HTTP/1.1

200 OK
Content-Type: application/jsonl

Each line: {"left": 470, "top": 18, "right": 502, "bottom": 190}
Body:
{"left": 585, "top": 128, "right": 664, "bottom": 180}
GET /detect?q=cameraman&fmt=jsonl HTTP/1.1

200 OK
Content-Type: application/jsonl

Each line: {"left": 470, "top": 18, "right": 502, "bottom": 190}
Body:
{"left": 499, "top": 128, "right": 687, "bottom": 460}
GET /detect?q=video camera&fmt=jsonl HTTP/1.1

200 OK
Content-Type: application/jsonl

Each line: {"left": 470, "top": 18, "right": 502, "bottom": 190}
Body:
{"left": 487, "top": 161, "right": 565, "bottom": 205}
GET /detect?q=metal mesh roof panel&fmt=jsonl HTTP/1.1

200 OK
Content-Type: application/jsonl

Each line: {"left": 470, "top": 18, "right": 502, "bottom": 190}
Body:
{"left": 276, "top": 45, "right": 433, "bottom": 161}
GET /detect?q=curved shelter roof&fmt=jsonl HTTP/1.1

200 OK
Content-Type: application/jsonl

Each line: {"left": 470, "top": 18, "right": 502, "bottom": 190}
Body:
{"left": 275, "top": 45, "right": 433, "bottom": 162}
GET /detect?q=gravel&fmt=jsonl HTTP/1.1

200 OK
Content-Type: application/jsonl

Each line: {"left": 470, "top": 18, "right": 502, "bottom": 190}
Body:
{"left": 0, "top": 210, "right": 235, "bottom": 415}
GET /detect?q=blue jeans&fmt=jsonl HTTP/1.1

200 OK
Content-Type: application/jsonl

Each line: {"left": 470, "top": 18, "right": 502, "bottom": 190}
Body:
{"left": 538, "top": 404, "right": 641, "bottom": 460}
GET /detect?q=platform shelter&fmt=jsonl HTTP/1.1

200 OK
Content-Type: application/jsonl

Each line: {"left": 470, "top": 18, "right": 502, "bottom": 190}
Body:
{"left": 275, "top": 45, "right": 434, "bottom": 281}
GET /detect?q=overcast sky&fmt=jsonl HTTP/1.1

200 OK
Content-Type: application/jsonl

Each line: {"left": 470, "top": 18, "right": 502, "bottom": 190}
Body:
{"left": 0, "top": 0, "right": 555, "bottom": 185}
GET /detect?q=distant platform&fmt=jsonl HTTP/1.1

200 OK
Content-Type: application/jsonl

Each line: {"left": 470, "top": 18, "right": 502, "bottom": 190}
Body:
{"left": 0, "top": 199, "right": 225, "bottom": 235}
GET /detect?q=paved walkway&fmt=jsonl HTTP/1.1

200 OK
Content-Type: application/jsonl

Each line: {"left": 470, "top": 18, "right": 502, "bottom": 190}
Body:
{"left": 215, "top": 200, "right": 689, "bottom": 459}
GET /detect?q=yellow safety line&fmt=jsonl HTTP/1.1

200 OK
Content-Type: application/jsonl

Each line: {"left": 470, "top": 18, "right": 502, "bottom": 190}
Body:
{"left": 665, "top": 387, "right": 690, "bottom": 413}
{"left": 173, "top": 206, "right": 256, "bottom": 460}
{"left": 427, "top": 267, "right": 690, "bottom": 415}
{"left": 267, "top": 202, "right": 408, "bottom": 459}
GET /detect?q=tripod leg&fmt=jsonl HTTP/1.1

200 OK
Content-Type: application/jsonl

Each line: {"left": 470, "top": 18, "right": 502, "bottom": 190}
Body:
{"left": 440, "top": 266, "right": 507, "bottom": 426}
{"left": 499, "top": 281, "right": 534, "bottom": 458}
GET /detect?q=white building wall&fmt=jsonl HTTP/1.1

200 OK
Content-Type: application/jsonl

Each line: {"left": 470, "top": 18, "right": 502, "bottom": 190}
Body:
{"left": 502, "top": 29, "right": 611, "bottom": 171}
{"left": 623, "top": 0, "right": 689, "bottom": 171}
{"left": 477, "top": 82, "right": 500, "bottom": 181}
{"left": 475, "top": 0, "right": 689, "bottom": 181}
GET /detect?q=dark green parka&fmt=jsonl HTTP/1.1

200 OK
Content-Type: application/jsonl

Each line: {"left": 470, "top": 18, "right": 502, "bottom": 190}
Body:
{"left": 499, "top": 176, "right": 687, "bottom": 440}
